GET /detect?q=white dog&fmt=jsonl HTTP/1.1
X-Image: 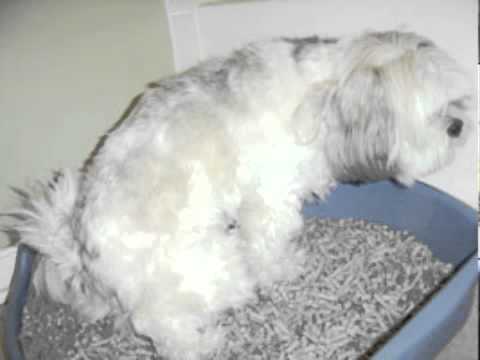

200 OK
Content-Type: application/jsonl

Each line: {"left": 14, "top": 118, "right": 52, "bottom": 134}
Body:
{"left": 6, "top": 31, "right": 471, "bottom": 359}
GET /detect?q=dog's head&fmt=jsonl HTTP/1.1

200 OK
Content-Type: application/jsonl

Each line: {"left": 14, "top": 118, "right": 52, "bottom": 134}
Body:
{"left": 293, "top": 31, "right": 472, "bottom": 186}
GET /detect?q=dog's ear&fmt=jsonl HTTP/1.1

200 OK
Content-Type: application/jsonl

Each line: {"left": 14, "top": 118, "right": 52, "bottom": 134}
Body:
{"left": 338, "top": 32, "right": 433, "bottom": 150}
{"left": 291, "top": 32, "right": 416, "bottom": 147}
{"left": 326, "top": 65, "right": 402, "bottom": 182}
{"left": 291, "top": 82, "right": 333, "bottom": 145}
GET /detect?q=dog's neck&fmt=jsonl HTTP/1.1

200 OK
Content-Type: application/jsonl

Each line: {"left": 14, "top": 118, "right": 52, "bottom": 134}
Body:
{"left": 322, "top": 130, "right": 400, "bottom": 184}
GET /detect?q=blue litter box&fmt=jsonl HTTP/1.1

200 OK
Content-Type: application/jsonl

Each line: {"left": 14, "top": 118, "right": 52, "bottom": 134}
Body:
{"left": 3, "top": 181, "right": 477, "bottom": 360}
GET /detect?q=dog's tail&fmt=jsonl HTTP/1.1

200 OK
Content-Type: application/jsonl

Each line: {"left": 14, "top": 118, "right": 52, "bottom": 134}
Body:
{"left": 2, "top": 170, "right": 109, "bottom": 319}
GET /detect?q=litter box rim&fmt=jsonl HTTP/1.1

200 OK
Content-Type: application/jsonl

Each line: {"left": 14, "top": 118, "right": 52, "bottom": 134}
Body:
{"left": 3, "top": 243, "right": 33, "bottom": 360}
{"left": 3, "top": 180, "right": 477, "bottom": 360}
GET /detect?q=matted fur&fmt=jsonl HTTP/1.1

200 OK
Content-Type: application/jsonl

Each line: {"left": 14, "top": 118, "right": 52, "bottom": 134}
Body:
{"left": 3, "top": 30, "right": 472, "bottom": 360}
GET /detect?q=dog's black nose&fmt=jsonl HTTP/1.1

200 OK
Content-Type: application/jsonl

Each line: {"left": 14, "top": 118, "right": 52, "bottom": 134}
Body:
{"left": 447, "top": 118, "right": 463, "bottom": 138}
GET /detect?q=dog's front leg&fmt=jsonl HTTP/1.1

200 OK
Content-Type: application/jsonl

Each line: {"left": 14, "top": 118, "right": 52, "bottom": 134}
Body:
{"left": 237, "top": 192, "right": 306, "bottom": 285}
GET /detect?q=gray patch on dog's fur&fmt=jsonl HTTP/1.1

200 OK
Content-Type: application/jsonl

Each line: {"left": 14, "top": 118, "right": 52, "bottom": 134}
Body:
{"left": 147, "top": 46, "right": 264, "bottom": 108}
{"left": 186, "top": 64, "right": 231, "bottom": 96}
{"left": 282, "top": 36, "right": 338, "bottom": 60}
{"left": 226, "top": 46, "right": 264, "bottom": 71}
{"left": 417, "top": 40, "right": 434, "bottom": 48}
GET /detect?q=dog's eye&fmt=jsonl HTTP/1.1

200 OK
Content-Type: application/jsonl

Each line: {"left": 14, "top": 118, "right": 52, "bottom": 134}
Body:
{"left": 446, "top": 118, "right": 463, "bottom": 138}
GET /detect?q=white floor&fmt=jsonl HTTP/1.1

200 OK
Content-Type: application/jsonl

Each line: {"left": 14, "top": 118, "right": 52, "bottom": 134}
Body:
{"left": 435, "top": 286, "right": 478, "bottom": 360}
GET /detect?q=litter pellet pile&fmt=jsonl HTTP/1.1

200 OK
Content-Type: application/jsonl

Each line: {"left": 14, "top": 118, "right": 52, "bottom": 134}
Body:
{"left": 20, "top": 218, "right": 453, "bottom": 360}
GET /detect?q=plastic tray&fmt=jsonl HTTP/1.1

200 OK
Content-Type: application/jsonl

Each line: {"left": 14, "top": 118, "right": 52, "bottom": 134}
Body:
{"left": 3, "top": 181, "right": 477, "bottom": 360}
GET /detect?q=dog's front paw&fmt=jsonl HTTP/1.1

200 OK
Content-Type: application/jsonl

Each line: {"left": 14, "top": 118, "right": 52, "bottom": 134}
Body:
{"left": 237, "top": 196, "right": 306, "bottom": 285}
{"left": 245, "top": 239, "right": 306, "bottom": 285}
{"left": 131, "top": 297, "right": 225, "bottom": 360}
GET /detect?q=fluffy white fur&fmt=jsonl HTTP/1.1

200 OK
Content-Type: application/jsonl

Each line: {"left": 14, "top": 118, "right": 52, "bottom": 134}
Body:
{"left": 4, "top": 31, "right": 472, "bottom": 359}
